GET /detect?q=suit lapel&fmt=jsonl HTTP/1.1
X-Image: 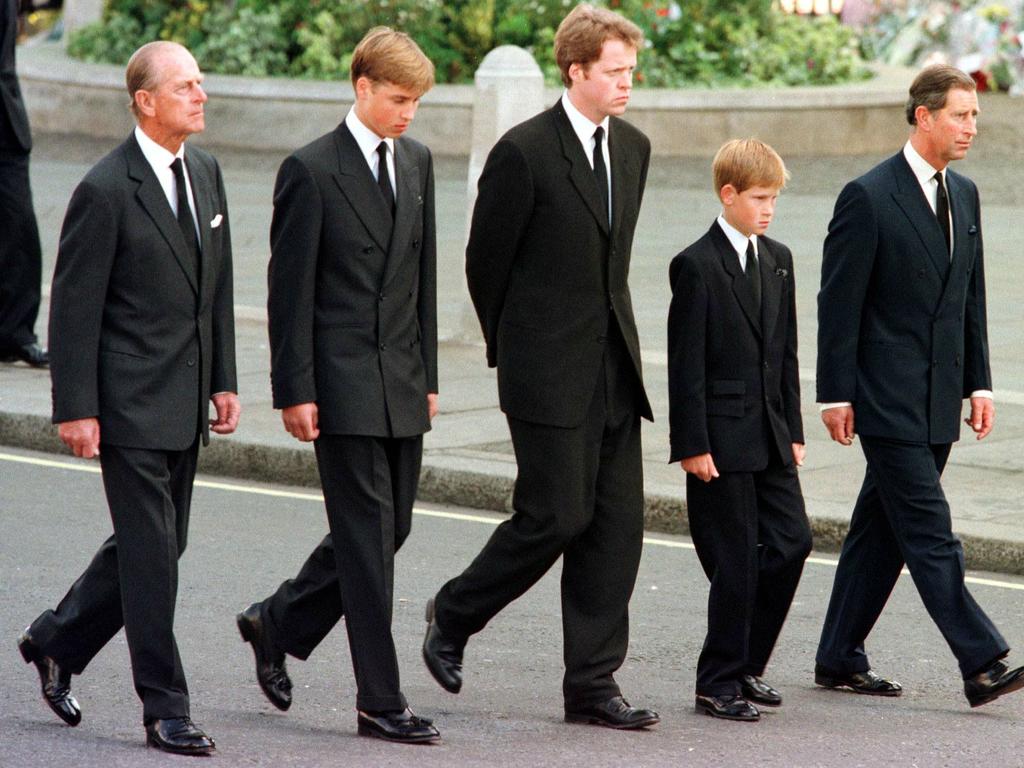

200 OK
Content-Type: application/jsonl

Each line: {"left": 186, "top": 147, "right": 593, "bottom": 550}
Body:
{"left": 710, "top": 223, "right": 761, "bottom": 338}
{"left": 184, "top": 147, "right": 212, "bottom": 300}
{"left": 381, "top": 140, "right": 421, "bottom": 288}
{"left": 938, "top": 170, "right": 974, "bottom": 306}
{"left": 609, "top": 117, "right": 639, "bottom": 242}
{"left": 758, "top": 239, "right": 782, "bottom": 337}
{"left": 126, "top": 135, "right": 199, "bottom": 294}
{"left": 331, "top": 123, "right": 393, "bottom": 253}
{"left": 889, "top": 152, "right": 950, "bottom": 281}
{"left": 551, "top": 103, "right": 610, "bottom": 236}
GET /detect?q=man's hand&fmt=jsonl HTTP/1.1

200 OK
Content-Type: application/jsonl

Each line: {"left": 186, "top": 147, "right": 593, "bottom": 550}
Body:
{"left": 821, "top": 405, "right": 855, "bottom": 446}
{"left": 282, "top": 402, "right": 319, "bottom": 442}
{"left": 681, "top": 452, "right": 719, "bottom": 483}
{"left": 791, "top": 442, "right": 806, "bottom": 467}
{"left": 427, "top": 393, "right": 439, "bottom": 421}
{"left": 210, "top": 392, "right": 241, "bottom": 435}
{"left": 58, "top": 418, "right": 101, "bottom": 458}
{"left": 966, "top": 396, "right": 994, "bottom": 440}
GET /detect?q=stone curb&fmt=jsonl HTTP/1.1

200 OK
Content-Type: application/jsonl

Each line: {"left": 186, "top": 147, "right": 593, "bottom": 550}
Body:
{"left": 4, "top": 409, "right": 1023, "bottom": 576}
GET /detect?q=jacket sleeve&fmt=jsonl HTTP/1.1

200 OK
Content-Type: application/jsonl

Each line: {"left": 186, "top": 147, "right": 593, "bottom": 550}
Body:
{"left": 49, "top": 180, "right": 117, "bottom": 424}
{"left": 667, "top": 254, "right": 710, "bottom": 463}
{"left": 962, "top": 183, "right": 991, "bottom": 395}
{"left": 267, "top": 154, "right": 322, "bottom": 409}
{"left": 419, "top": 148, "right": 438, "bottom": 393}
{"left": 209, "top": 158, "right": 237, "bottom": 395}
{"left": 816, "top": 180, "right": 877, "bottom": 403}
{"left": 464, "top": 138, "right": 534, "bottom": 367}
{"left": 780, "top": 246, "right": 804, "bottom": 443}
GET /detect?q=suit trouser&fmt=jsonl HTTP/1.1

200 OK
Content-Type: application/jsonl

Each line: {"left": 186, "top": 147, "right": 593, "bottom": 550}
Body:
{"left": 816, "top": 437, "right": 1007, "bottom": 678}
{"left": 686, "top": 451, "right": 811, "bottom": 697}
{"left": 29, "top": 441, "right": 199, "bottom": 722}
{"left": 434, "top": 342, "right": 644, "bottom": 707}
{"left": 261, "top": 433, "right": 421, "bottom": 713}
{"left": 0, "top": 150, "right": 42, "bottom": 349}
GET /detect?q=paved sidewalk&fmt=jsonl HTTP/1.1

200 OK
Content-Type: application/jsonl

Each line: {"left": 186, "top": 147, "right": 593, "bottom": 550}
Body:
{"left": 4, "top": 104, "right": 1024, "bottom": 572}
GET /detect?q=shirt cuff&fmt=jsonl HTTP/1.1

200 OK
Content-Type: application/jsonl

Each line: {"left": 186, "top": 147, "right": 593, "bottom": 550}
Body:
{"left": 970, "top": 390, "right": 993, "bottom": 400}
{"left": 819, "top": 401, "right": 852, "bottom": 412}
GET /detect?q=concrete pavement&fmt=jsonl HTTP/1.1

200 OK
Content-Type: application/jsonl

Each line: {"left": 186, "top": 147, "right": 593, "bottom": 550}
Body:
{"left": 4, "top": 96, "right": 1024, "bottom": 573}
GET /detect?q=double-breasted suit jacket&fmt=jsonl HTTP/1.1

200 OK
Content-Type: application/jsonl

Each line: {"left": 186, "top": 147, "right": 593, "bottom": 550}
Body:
{"left": 268, "top": 122, "right": 437, "bottom": 437}
{"left": 466, "top": 101, "right": 652, "bottom": 427}
{"left": 816, "top": 151, "right": 990, "bottom": 444}
{"left": 50, "top": 133, "right": 237, "bottom": 447}
{"left": 668, "top": 224, "right": 803, "bottom": 470}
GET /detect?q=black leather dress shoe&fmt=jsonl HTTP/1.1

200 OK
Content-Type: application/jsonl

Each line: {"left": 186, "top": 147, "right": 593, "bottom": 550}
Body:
{"left": 422, "top": 597, "right": 465, "bottom": 694}
{"left": 357, "top": 708, "right": 440, "bottom": 744}
{"left": 565, "top": 696, "right": 660, "bottom": 729}
{"left": 18, "top": 629, "right": 81, "bottom": 726}
{"left": 964, "top": 660, "right": 1024, "bottom": 708}
{"left": 237, "top": 603, "right": 292, "bottom": 711}
{"left": 2, "top": 343, "right": 49, "bottom": 367}
{"left": 695, "top": 693, "right": 760, "bottom": 721}
{"left": 740, "top": 674, "right": 782, "bottom": 706}
{"left": 814, "top": 665, "right": 902, "bottom": 696}
{"left": 145, "top": 717, "right": 215, "bottom": 755}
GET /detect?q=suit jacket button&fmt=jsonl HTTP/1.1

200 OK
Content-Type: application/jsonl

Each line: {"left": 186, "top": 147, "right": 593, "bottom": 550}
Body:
{"left": 363, "top": 246, "right": 374, "bottom": 254}
{"left": 187, "top": 358, "right": 196, "bottom": 367}
{"left": 379, "top": 292, "right": 386, "bottom": 302}
{"left": 412, "top": 240, "right": 420, "bottom": 249}
{"left": 380, "top": 342, "right": 387, "bottom": 350}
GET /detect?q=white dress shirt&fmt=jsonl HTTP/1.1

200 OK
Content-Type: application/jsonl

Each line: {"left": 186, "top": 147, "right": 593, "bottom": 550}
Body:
{"left": 345, "top": 107, "right": 396, "bottom": 195}
{"left": 134, "top": 125, "right": 199, "bottom": 240}
{"left": 561, "top": 91, "right": 611, "bottom": 221}
{"left": 716, "top": 215, "right": 758, "bottom": 269}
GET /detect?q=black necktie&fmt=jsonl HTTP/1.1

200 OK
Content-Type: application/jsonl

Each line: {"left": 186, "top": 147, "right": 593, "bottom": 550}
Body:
{"left": 170, "top": 157, "right": 200, "bottom": 278}
{"left": 933, "top": 171, "right": 951, "bottom": 255}
{"left": 377, "top": 141, "right": 395, "bottom": 217}
{"left": 745, "top": 239, "right": 761, "bottom": 308}
{"left": 593, "top": 126, "right": 610, "bottom": 225}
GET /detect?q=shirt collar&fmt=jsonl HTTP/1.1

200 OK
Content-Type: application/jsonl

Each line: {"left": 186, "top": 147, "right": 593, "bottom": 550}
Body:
{"left": 903, "top": 140, "right": 944, "bottom": 186}
{"left": 716, "top": 214, "right": 757, "bottom": 258}
{"left": 134, "top": 125, "right": 184, "bottom": 170}
{"left": 346, "top": 107, "right": 394, "bottom": 165}
{"left": 561, "top": 91, "right": 610, "bottom": 148}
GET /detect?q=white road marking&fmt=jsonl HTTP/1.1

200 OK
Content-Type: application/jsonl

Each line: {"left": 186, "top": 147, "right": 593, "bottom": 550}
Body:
{"left": 4, "top": 451, "right": 1023, "bottom": 591}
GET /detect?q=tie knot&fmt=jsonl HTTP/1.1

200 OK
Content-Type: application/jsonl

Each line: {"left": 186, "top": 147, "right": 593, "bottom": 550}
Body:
{"left": 593, "top": 126, "right": 604, "bottom": 146}
{"left": 170, "top": 157, "right": 185, "bottom": 179}
{"left": 746, "top": 239, "right": 756, "bottom": 259}
{"left": 933, "top": 170, "right": 944, "bottom": 186}
{"left": 377, "top": 141, "right": 388, "bottom": 159}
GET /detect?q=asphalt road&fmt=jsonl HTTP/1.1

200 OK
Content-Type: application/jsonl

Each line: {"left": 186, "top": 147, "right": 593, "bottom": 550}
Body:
{"left": 2, "top": 446, "right": 1023, "bottom": 767}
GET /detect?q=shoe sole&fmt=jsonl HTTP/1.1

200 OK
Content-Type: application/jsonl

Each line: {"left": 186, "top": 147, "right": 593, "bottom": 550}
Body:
{"left": 146, "top": 734, "right": 216, "bottom": 755}
{"left": 814, "top": 675, "right": 902, "bottom": 697}
{"left": 422, "top": 598, "right": 462, "bottom": 695}
{"left": 236, "top": 611, "right": 292, "bottom": 712}
{"left": 968, "top": 673, "right": 1024, "bottom": 708}
{"left": 564, "top": 713, "right": 660, "bottom": 729}
{"left": 356, "top": 721, "right": 441, "bottom": 744}
{"left": 694, "top": 703, "right": 759, "bottom": 722}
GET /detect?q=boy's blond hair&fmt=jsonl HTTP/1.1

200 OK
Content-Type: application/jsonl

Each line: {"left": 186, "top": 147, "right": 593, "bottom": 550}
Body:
{"left": 350, "top": 26, "right": 435, "bottom": 94}
{"left": 712, "top": 139, "right": 789, "bottom": 196}
{"left": 554, "top": 3, "right": 644, "bottom": 88}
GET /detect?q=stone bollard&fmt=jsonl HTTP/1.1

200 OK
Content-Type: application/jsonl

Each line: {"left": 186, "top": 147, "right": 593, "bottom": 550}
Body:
{"left": 61, "top": 0, "right": 104, "bottom": 40}
{"left": 456, "top": 45, "right": 544, "bottom": 340}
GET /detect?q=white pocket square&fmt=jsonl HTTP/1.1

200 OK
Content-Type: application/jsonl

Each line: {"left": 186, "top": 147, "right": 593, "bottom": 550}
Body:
{"left": 210, "top": 214, "right": 223, "bottom": 228}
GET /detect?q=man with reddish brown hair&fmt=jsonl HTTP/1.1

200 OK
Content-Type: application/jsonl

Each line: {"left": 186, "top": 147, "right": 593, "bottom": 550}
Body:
{"left": 423, "top": 4, "right": 658, "bottom": 729}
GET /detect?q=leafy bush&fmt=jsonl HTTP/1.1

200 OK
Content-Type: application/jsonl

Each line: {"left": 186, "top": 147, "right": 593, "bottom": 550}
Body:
{"left": 67, "top": 0, "right": 870, "bottom": 87}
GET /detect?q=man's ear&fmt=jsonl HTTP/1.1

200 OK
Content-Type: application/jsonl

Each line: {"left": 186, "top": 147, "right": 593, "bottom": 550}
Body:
{"left": 719, "top": 184, "right": 737, "bottom": 206}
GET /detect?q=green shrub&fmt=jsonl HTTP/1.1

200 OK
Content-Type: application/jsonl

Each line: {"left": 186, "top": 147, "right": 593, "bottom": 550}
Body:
{"left": 67, "top": 0, "right": 870, "bottom": 87}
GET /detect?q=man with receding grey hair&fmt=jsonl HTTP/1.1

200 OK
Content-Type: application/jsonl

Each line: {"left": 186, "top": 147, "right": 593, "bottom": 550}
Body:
{"left": 17, "top": 41, "right": 237, "bottom": 755}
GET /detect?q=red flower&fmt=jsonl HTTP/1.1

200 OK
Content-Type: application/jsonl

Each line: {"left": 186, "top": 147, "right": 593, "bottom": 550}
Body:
{"left": 807, "top": 58, "right": 815, "bottom": 69}
{"left": 656, "top": 7, "right": 669, "bottom": 16}
{"left": 970, "top": 70, "right": 989, "bottom": 91}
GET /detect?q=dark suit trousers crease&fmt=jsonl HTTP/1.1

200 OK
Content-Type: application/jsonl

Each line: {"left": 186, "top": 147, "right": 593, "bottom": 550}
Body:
{"left": 434, "top": 333, "right": 644, "bottom": 707}
{"left": 817, "top": 437, "right": 1007, "bottom": 678}
{"left": 687, "top": 452, "right": 810, "bottom": 696}
{"left": 0, "top": 151, "right": 42, "bottom": 348}
{"left": 262, "top": 434, "right": 420, "bottom": 712}
{"left": 29, "top": 442, "right": 199, "bottom": 721}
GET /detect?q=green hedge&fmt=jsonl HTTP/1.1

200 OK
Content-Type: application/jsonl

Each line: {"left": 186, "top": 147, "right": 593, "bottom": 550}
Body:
{"left": 68, "top": 0, "right": 869, "bottom": 87}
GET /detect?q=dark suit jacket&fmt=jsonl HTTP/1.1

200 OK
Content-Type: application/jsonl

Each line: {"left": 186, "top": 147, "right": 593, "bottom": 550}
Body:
{"left": 267, "top": 122, "right": 437, "bottom": 438}
{"left": 0, "top": 0, "right": 31, "bottom": 153}
{"left": 667, "top": 223, "right": 803, "bottom": 470}
{"left": 816, "top": 151, "right": 990, "bottom": 444}
{"left": 465, "top": 101, "right": 652, "bottom": 428}
{"left": 49, "top": 133, "right": 237, "bottom": 450}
